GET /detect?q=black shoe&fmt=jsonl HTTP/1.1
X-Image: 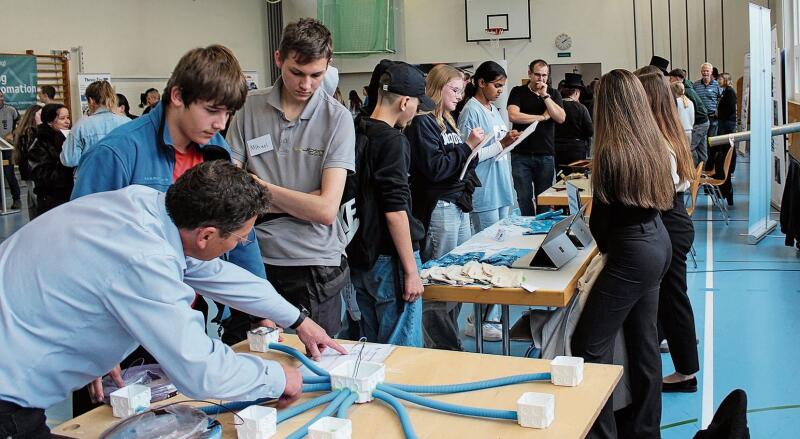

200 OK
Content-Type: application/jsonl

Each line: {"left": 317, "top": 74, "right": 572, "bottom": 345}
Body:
{"left": 663, "top": 376, "right": 698, "bottom": 393}
{"left": 10, "top": 199, "right": 20, "bottom": 210}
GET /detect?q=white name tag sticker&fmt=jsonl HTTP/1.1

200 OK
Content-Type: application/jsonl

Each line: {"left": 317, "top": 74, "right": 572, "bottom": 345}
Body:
{"left": 247, "top": 134, "right": 274, "bottom": 157}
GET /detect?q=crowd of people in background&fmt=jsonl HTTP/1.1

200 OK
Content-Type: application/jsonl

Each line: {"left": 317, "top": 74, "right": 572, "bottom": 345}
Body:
{"left": 0, "top": 16, "right": 742, "bottom": 439}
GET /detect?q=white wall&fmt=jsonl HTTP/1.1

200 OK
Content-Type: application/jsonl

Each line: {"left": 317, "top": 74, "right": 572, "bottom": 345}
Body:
{"left": 0, "top": 0, "right": 270, "bottom": 120}
{"left": 0, "top": 0, "right": 781, "bottom": 120}
{"left": 282, "top": 0, "right": 778, "bottom": 88}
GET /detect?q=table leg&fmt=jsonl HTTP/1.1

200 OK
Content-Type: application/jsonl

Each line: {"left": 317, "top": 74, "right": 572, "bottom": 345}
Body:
{"left": 473, "top": 302, "right": 483, "bottom": 353}
{"left": 501, "top": 305, "right": 511, "bottom": 356}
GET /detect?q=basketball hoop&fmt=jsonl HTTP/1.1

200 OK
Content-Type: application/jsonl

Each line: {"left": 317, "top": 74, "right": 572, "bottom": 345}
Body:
{"left": 485, "top": 27, "right": 504, "bottom": 49}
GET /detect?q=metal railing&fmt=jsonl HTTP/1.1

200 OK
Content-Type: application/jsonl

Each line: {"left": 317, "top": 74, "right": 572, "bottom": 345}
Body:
{"left": 708, "top": 122, "right": 800, "bottom": 146}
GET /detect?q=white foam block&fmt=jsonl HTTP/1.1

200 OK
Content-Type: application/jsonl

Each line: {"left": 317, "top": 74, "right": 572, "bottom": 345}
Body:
{"left": 247, "top": 327, "right": 280, "bottom": 353}
{"left": 329, "top": 360, "right": 385, "bottom": 403}
{"left": 110, "top": 384, "right": 151, "bottom": 418}
{"left": 235, "top": 405, "right": 277, "bottom": 439}
{"left": 308, "top": 416, "right": 352, "bottom": 439}
{"left": 517, "top": 392, "right": 555, "bottom": 429}
{"left": 550, "top": 355, "right": 584, "bottom": 387}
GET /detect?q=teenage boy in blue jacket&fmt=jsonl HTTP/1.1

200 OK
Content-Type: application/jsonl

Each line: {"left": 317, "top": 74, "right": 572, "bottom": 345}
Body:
{"left": 70, "top": 45, "right": 269, "bottom": 413}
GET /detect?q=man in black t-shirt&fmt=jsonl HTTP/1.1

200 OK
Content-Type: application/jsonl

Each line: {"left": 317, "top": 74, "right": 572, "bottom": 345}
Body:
{"left": 507, "top": 59, "right": 566, "bottom": 215}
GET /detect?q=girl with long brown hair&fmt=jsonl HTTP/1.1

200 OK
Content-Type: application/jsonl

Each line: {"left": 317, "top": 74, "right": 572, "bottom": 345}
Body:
{"left": 406, "top": 64, "right": 484, "bottom": 350}
{"left": 638, "top": 71, "right": 701, "bottom": 394}
{"left": 571, "top": 69, "right": 673, "bottom": 439}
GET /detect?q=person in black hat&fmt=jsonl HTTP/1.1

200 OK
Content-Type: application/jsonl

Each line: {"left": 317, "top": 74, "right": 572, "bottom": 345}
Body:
{"left": 649, "top": 55, "right": 671, "bottom": 74}
{"left": 555, "top": 73, "right": 593, "bottom": 174}
{"left": 347, "top": 62, "right": 434, "bottom": 346}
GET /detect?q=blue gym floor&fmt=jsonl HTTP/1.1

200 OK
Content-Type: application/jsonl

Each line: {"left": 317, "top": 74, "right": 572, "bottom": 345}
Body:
{"left": 2, "top": 158, "right": 798, "bottom": 437}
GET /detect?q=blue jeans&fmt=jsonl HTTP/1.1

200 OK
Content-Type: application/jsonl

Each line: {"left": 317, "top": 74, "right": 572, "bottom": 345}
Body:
{"left": 471, "top": 205, "right": 511, "bottom": 234}
{"left": 422, "top": 200, "right": 471, "bottom": 350}
{"left": 351, "top": 253, "right": 423, "bottom": 347}
{"left": 511, "top": 154, "right": 555, "bottom": 215}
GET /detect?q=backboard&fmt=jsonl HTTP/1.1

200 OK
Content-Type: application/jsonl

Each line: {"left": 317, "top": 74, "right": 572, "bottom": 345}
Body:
{"left": 465, "top": 0, "right": 531, "bottom": 42}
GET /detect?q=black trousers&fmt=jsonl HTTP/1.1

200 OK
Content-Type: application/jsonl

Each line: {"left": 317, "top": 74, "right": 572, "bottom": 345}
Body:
{"left": 1, "top": 150, "right": 21, "bottom": 201}
{"left": 555, "top": 142, "right": 589, "bottom": 174}
{"left": 572, "top": 217, "right": 671, "bottom": 439}
{"left": 658, "top": 194, "right": 700, "bottom": 375}
{"left": 712, "top": 120, "right": 738, "bottom": 201}
{"left": 0, "top": 400, "right": 50, "bottom": 439}
{"left": 264, "top": 256, "right": 348, "bottom": 336}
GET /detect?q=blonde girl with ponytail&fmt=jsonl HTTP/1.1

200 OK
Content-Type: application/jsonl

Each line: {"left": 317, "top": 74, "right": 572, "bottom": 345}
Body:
{"left": 61, "top": 81, "right": 130, "bottom": 167}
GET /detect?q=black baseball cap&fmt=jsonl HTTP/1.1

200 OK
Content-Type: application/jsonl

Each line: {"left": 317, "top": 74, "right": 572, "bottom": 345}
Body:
{"left": 382, "top": 62, "right": 435, "bottom": 111}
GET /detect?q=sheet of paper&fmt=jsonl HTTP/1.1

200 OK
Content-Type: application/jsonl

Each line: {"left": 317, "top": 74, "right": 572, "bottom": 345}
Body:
{"left": 458, "top": 134, "right": 497, "bottom": 180}
{"left": 495, "top": 121, "right": 538, "bottom": 160}
{"left": 299, "top": 342, "right": 397, "bottom": 376}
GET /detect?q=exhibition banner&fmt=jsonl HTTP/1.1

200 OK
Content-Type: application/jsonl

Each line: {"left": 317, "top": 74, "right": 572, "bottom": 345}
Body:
{"left": 0, "top": 55, "right": 38, "bottom": 110}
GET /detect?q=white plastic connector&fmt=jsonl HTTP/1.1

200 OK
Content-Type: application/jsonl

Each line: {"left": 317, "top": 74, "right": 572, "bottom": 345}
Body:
{"left": 235, "top": 405, "right": 277, "bottom": 439}
{"left": 517, "top": 392, "right": 555, "bottom": 429}
{"left": 329, "top": 360, "right": 385, "bottom": 403}
{"left": 110, "top": 384, "right": 151, "bottom": 418}
{"left": 247, "top": 326, "right": 280, "bottom": 353}
{"left": 308, "top": 416, "right": 352, "bottom": 439}
{"left": 550, "top": 356, "right": 584, "bottom": 387}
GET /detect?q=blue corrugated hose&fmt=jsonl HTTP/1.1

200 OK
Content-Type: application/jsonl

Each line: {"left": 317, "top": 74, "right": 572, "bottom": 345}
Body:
{"left": 301, "top": 382, "right": 332, "bottom": 393}
{"left": 335, "top": 392, "right": 359, "bottom": 418}
{"left": 377, "top": 384, "right": 517, "bottom": 420}
{"left": 384, "top": 373, "right": 551, "bottom": 394}
{"left": 303, "top": 375, "right": 331, "bottom": 384}
{"left": 285, "top": 389, "right": 351, "bottom": 439}
{"left": 268, "top": 343, "right": 330, "bottom": 376}
{"left": 373, "top": 389, "right": 419, "bottom": 439}
{"left": 197, "top": 397, "right": 273, "bottom": 415}
{"left": 277, "top": 391, "right": 339, "bottom": 423}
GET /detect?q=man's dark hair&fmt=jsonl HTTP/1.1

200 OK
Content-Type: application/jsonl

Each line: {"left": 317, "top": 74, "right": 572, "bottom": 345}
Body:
{"left": 162, "top": 45, "right": 248, "bottom": 111}
{"left": 279, "top": 18, "right": 333, "bottom": 64}
{"left": 559, "top": 86, "right": 578, "bottom": 97}
{"left": 668, "top": 68, "right": 685, "bottom": 79}
{"left": 166, "top": 161, "right": 270, "bottom": 235}
{"left": 528, "top": 59, "right": 549, "bottom": 72}
{"left": 40, "top": 85, "right": 56, "bottom": 100}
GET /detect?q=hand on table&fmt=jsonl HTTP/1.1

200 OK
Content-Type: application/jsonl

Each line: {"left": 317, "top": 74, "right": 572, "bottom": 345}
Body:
{"left": 88, "top": 365, "right": 124, "bottom": 403}
{"left": 254, "top": 318, "right": 284, "bottom": 342}
{"left": 278, "top": 364, "right": 302, "bottom": 408}
{"left": 295, "top": 318, "right": 347, "bottom": 361}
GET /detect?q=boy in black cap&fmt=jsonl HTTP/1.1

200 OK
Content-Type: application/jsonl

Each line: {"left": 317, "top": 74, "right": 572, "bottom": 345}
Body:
{"left": 347, "top": 62, "right": 433, "bottom": 346}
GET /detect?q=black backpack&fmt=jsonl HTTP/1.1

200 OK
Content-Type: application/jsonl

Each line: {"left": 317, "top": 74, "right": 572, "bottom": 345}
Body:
{"left": 343, "top": 118, "right": 381, "bottom": 269}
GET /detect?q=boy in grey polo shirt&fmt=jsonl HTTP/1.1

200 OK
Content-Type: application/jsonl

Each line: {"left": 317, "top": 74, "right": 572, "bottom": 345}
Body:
{"left": 227, "top": 18, "right": 355, "bottom": 336}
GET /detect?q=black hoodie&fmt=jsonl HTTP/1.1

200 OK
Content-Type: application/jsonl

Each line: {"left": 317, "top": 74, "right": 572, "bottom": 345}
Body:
{"left": 28, "top": 124, "right": 73, "bottom": 200}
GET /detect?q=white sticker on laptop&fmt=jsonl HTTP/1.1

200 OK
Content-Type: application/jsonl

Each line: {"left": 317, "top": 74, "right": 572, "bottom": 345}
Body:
{"left": 247, "top": 134, "right": 274, "bottom": 157}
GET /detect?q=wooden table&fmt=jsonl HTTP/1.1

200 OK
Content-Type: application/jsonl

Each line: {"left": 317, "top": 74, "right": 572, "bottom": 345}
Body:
{"left": 423, "top": 219, "right": 597, "bottom": 355}
{"left": 536, "top": 178, "right": 592, "bottom": 208}
{"left": 52, "top": 336, "right": 622, "bottom": 439}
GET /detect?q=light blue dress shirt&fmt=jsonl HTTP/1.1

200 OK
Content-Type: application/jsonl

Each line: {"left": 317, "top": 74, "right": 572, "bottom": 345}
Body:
{"left": 60, "top": 107, "right": 129, "bottom": 167}
{"left": 457, "top": 97, "right": 515, "bottom": 212}
{"left": 0, "top": 186, "right": 301, "bottom": 409}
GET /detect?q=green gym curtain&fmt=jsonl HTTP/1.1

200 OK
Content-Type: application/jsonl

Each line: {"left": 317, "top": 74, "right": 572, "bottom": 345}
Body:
{"left": 317, "top": 0, "right": 395, "bottom": 55}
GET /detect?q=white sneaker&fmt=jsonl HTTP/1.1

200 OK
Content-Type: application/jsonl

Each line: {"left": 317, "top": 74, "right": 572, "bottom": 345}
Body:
{"left": 465, "top": 315, "right": 503, "bottom": 342}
